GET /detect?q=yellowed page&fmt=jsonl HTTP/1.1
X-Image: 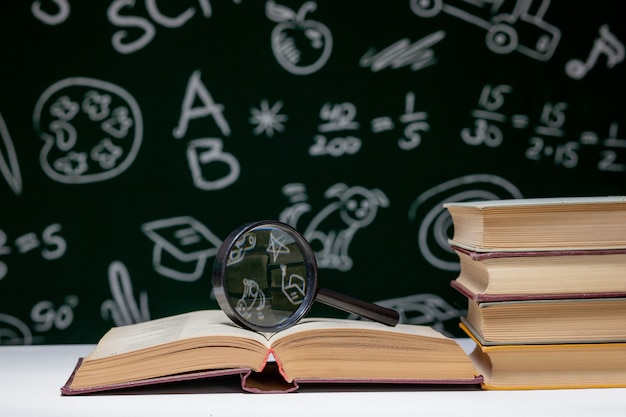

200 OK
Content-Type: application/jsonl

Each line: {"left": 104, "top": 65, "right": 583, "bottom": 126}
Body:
{"left": 269, "top": 317, "right": 447, "bottom": 343}
{"left": 86, "top": 310, "right": 270, "bottom": 360}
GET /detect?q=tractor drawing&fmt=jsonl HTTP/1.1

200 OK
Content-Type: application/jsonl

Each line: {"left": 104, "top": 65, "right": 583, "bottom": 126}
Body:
{"left": 410, "top": 0, "right": 560, "bottom": 61}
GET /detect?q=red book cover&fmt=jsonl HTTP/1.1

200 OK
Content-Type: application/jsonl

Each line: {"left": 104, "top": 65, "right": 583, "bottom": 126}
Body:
{"left": 61, "top": 357, "right": 483, "bottom": 395}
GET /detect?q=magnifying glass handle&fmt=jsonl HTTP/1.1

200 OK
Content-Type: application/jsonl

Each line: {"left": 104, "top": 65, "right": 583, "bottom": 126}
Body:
{"left": 316, "top": 287, "right": 400, "bottom": 327}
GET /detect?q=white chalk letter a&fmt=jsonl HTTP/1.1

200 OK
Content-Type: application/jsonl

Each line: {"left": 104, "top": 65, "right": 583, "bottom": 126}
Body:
{"left": 173, "top": 70, "right": 231, "bottom": 139}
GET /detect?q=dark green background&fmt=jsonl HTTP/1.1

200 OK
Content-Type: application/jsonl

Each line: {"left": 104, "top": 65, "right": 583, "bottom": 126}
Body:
{"left": 1, "top": 0, "right": 625, "bottom": 344}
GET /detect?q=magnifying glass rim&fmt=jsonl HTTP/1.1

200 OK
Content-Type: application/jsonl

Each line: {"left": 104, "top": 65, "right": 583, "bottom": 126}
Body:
{"left": 212, "top": 220, "right": 319, "bottom": 333}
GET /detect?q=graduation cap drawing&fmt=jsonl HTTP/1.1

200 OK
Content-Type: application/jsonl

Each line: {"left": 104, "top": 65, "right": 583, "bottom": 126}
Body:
{"left": 142, "top": 216, "right": 222, "bottom": 282}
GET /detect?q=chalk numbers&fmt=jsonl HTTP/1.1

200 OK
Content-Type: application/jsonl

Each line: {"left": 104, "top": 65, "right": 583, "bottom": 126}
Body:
{"left": 309, "top": 102, "right": 362, "bottom": 157}
{"left": 525, "top": 102, "right": 579, "bottom": 168}
{"left": 31, "top": 295, "right": 78, "bottom": 332}
{"left": 0, "top": 223, "right": 66, "bottom": 280}
{"left": 525, "top": 138, "right": 579, "bottom": 168}
{"left": 461, "top": 84, "right": 510, "bottom": 147}
{"left": 309, "top": 135, "right": 361, "bottom": 157}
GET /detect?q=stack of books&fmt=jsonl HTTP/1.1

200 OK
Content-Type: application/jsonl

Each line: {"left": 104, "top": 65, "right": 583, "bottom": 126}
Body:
{"left": 444, "top": 196, "right": 626, "bottom": 390}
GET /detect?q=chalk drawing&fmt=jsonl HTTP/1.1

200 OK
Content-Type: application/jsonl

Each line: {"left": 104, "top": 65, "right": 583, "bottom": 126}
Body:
{"left": 249, "top": 99, "right": 288, "bottom": 138}
{"left": 360, "top": 31, "right": 446, "bottom": 72}
{"left": 40, "top": 223, "right": 66, "bottom": 260}
{"left": 237, "top": 278, "right": 266, "bottom": 320}
{"left": 107, "top": 0, "right": 213, "bottom": 54}
{"left": 410, "top": 0, "right": 560, "bottom": 61}
{"left": 101, "top": 261, "right": 150, "bottom": 326}
{"left": 0, "top": 112, "right": 22, "bottom": 195}
{"left": 278, "top": 183, "right": 311, "bottom": 227}
{"left": 145, "top": 0, "right": 210, "bottom": 27}
{"left": 142, "top": 216, "right": 222, "bottom": 282}
{"left": 310, "top": 102, "right": 362, "bottom": 157}
{"left": 33, "top": 77, "right": 143, "bottom": 184}
{"left": 595, "top": 122, "right": 626, "bottom": 173}
{"left": 30, "top": 295, "right": 78, "bottom": 332}
{"left": 280, "top": 183, "right": 389, "bottom": 271}
{"left": 173, "top": 70, "right": 231, "bottom": 139}
{"left": 31, "top": 0, "right": 70, "bottom": 25}
{"left": 280, "top": 264, "right": 306, "bottom": 305}
{"left": 408, "top": 174, "right": 523, "bottom": 271}
{"left": 347, "top": 293, "right": 465, "bottom": 336}
{"left": 266, "top": 1, "right": 333, "bottom": 75}
{"left": 0, "top": 313, "right": 32, "bottom": 345}
{"left": 0, "top": 223, "right": 66, "bottom": 281}
{"left": 462, "top": 84, "right": 512, "bottom": 147}
{"left": 187, "top": 138, "right": 240, "bottom": 191}
{"left": 369, "top": 91, "right": 430, "bottom": 151}
{"left": 398, "top": 91, "right": 429, "bottom": 150}
{"left": 0, "top": 230, "right": 9, "bottom": 281}
{"left": 267, "top": 231, "right": 290, "bottom": 262}
{"left": 227, "top": 233, "right": 257, "bottom": 266}
{"left": 566, "top": 25, "right": 624, "bottom": 80}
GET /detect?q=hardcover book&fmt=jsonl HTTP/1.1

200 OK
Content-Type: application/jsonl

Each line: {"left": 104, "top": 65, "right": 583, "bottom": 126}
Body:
{"left": 461, "top": 297, "right": 626, "bottom": 345}
{"left": 444, "top": 196, "right": 626, "bottom": 252}
{"left": 461, "top": 322, "right": 626, "bottom": 390}
{"left": 450, "top": 246, "right": 626, "bottom": 302}
{"left": 61, "top": 310, "right": 481, "bottom": 394}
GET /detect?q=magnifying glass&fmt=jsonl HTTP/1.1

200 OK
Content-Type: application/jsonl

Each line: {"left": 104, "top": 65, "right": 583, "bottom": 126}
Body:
{"left": 212, "top": 221, "right": 400, "bottom": 332}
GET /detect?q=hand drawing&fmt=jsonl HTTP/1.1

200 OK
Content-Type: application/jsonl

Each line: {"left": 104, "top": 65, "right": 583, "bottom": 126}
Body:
{"left": 101, "top": 261, "right": 150, "bottom": 326}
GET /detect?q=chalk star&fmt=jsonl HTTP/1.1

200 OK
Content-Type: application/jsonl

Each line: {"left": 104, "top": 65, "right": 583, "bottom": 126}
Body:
{"left": 267, "top": 232, "right": 290, "bottom": 263}
{"left": 249, "top": 99, "right": 288, "bottom": 138}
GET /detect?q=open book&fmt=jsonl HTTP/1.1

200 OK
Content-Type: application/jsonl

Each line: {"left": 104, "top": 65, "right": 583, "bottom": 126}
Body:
{"left": 444, "top": 196, "right": 626, "bottom": 252}
{"left": 61, "top": 310, "right": 481, "bottom": 394}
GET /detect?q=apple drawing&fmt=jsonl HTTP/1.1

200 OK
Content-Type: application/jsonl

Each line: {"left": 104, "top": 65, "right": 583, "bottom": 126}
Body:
{"left": 266, "top": 1, "right": 333, "bottom": 75}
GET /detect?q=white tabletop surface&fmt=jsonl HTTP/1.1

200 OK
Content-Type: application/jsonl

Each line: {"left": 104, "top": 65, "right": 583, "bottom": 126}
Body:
{"left": 1, "top": 341, "right": 626, "bottom": 417}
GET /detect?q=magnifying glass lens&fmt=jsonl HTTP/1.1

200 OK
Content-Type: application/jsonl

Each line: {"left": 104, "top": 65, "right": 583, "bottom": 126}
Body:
{"left": 213, "top": 222, "right": 317, "bottom": 332}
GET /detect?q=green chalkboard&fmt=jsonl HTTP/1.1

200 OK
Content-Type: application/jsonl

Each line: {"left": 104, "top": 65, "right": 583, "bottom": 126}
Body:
{"left": 1, "top": 0, "right": 625, "bottom": 344}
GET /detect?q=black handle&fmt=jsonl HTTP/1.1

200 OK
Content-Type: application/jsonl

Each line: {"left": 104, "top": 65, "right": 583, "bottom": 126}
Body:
{"left": 316, "top": 287, "right": 399, "bottom": 327}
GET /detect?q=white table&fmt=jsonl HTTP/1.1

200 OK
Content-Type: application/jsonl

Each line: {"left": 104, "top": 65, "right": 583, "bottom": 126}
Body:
{"left": 1, "top": 342, "right": 626, "bottom": 417}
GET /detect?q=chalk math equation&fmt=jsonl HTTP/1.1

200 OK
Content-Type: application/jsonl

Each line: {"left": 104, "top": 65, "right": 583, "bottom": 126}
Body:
{"left": 463, "top": 84, "right": 626, "bottom": 173}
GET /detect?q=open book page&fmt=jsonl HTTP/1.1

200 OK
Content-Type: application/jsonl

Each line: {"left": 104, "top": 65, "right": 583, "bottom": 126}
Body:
{"left": 265, "top": 317, "right": 475, "bottom": 383}
{"left": 268, "top": 317, "right": 447, "bottom": 343}
{"left": 86, "top": 310, "right": 270, "bottom": 361}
